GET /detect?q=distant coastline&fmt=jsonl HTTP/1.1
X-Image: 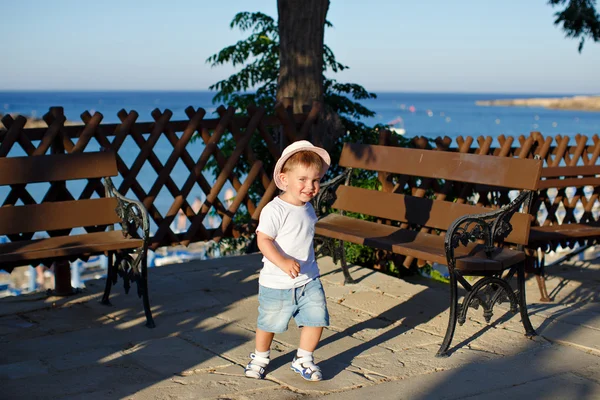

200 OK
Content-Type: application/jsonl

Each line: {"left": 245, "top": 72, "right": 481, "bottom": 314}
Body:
{"left": 476, "top": 95, "right": 600, "bottom": 112}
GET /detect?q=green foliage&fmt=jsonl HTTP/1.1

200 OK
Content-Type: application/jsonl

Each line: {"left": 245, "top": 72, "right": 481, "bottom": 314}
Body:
{"left": 207, "top": 12, "right": 377, "bottom": 125}
{"left": 419, "top": 264, "right": 450, "bottom": 284}
{"left": 548, "top": 0, "right": 600, "bottom": 52}
{"left": 207, "top": 12, "right": 279, "bottom": 112}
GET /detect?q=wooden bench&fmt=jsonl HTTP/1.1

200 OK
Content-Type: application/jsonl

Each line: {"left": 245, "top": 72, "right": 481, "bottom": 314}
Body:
{"left": 0, "top": 150, "right": 155, "bottom": 328}
{"left": 526, "top": 164, "right": 600, "bottom": 301}
{"left": 314, "top": 143, "right": 543, "bottom": 357}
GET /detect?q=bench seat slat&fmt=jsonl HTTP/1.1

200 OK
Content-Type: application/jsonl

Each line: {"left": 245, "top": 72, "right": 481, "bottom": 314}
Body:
{"left": 529, "top": 223, "right": 600, "bottom": 243}
{"left": 316, "top": 214, "right": 525, "bottom": 271}
{"left": 0, "top": 198, "right": 121, "bottom": 235}
{"left": 0, "top": 151, "right": 117, "bottom": 185}
{"left": 339, "top": 144, "right": 542, "bottom": 190}
{"left": 0, "top": 230, "right": 143, "bottom": 266}
{"left": 332, "top": 185, "right": 531, "bottom": 245}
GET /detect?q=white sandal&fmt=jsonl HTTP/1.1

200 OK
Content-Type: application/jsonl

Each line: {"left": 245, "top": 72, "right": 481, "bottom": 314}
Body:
{"left": 245, "top": 353, "right": 270, "bottom": 379}
{"left": 291, "top": 355, "right": 322, "bottom": 381}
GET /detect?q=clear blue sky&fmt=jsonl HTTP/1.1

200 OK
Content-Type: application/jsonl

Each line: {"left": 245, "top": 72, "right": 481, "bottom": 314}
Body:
{"left": 1, "top": 0, "right": 599, "bottom": 94}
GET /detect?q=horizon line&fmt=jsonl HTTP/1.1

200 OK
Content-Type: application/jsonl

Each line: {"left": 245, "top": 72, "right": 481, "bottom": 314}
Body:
{"left": 1, "top": 89, "right": 598, "bottom": 96}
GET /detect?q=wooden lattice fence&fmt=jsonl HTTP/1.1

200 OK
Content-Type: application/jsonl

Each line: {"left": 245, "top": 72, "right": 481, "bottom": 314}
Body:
{"left": 2, "top": 105, "right": 598, "bottom": 268}
{"left": 0, "top": 100, "right": 319, "bottom": 251}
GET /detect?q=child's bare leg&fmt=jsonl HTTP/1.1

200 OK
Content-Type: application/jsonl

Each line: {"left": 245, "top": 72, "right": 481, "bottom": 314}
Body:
{"left": 299, "top": 326, "right": 323, "bottom": 352}
{"left": 256, "top": 328, "right": 275, "bottom": 352}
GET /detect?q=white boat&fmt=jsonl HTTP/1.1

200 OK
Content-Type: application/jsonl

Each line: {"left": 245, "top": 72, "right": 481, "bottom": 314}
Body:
{"left": 387, "top": 116, "right": 406, "bottom": 135}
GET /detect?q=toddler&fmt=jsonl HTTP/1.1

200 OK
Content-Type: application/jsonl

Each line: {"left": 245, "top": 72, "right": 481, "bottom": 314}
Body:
{"left": 245, "top": 140, "right": 331, "bottom": 382}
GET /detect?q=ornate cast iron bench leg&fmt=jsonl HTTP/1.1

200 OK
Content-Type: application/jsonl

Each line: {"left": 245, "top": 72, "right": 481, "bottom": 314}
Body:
{"left": 102, "top": 177, "right": 155, "bottom": 328}
{"left": 100, "top": 252, "right": 155, "bottom": 328}
{"left": 436, "top": 270, "right": 459, "bottom": 358}
{"left": 534, "top": 251, "right": 551, "bottom": 302}
{"left": 141, "top": 255, "right": 155, "bottom": 328}
{"left": 315, "top": 236, "right": 355, "bottom": 285}
{"left": 338, "top": 240, "right": 354, "bottom": 285}
{"left": 518, "top": 262, "right": 536, "bottom": 337}
{"left": 101, "top": 252, "right": 117, "bottom": 306}
{"left": 437, "top": 264, "right": 536, "bottom": 357}
{"left": 438, "top": 190, "right": 537, "bottom": 357}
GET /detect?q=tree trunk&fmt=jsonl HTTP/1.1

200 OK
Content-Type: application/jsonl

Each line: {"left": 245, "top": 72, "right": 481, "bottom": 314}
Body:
{"left": 277, "top": 0, "right": 329, "bottom": 113}
{"left": 277, "top": 0, "right": 343, "bottom": 151}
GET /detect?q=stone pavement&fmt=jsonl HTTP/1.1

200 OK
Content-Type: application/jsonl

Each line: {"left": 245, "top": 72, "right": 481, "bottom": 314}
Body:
{"left": 1, "top": 253, "right": 599, "bottom": 399}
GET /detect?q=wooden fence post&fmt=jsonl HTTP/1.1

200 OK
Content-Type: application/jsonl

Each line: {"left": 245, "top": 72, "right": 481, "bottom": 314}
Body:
{"left": 46, "top": 106, "right": 74, "bottom": 295}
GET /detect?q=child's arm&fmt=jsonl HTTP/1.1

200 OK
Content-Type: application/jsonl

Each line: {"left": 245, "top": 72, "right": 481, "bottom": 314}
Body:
{"left": 257, "top": 231, "right": 301, "bottom": 279}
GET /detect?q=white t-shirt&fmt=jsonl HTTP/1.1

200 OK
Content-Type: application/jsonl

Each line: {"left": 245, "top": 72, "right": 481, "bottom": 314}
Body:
{"left": 256, "top": 196, "right": 320, "bottom": 289}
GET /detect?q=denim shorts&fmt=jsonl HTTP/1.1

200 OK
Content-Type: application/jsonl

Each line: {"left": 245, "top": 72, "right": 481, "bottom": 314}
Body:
{"left": 257, "top": 278, "right": 329, "bottom": 334}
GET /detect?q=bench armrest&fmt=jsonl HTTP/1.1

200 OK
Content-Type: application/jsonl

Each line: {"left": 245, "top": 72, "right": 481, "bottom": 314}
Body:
{"left": 103, "top": 177, "right": 150, "bottom": 242}
{"left": 103, "top": 177, "right": 150, "bottom": 271}
{"left": 312, "top": 168, "right": 353, "bottom": 218}
{"left": 444, "top": 190, "right": 533, "bottom": 269}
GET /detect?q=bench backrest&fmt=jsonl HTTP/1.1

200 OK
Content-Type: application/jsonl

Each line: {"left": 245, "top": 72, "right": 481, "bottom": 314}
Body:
{"left": 538, "top": 165, "right": 600, "bottom": 190}
{"left": 0, "top": 151, "right": 120, "bottom": 235}
{"left": 339, "top": 143, "right": 541, "bottom": 190}
{"left": 333, "top": 144, "right": 543, "bottom": 245}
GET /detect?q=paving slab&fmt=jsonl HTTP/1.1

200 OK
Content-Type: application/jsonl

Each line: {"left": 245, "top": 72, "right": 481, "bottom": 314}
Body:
{"left": 0, "top": 288, "right": 102, "bottom": 317}
{"left": 353, "top": 272, "right": 447, "bottom": 301}
{"left": 125, "top": 336, "right": 234, "bottom": 376}
{"left": 335, "top": 290, "right": 403, "bottom": 318}
{"left": 180, "top": 317, "right": 257, "bottom": 363}
{"left": 537, "top": 318, "right": 600, "bottom": 355}
{"left": 209, "top": 295, "right": 260, "bottom": 330}
{"left": 11, "top": 302, "right": 110, "bottom": 338}
{"left": 1, "top": 254, "right": 599, "bottom": 400}
{"left": 0, "top": 314, "right": 38, "bottom": 338}
{"left": 59, "top": 382, "right": 165, "bottom": 400}
{"left": 573, "top": 362, "right": 600, "bottom": 385}
{"left": 309, "top": 328, "right": 390, "bottom": 361}
{"left": 1, "top": 322, "right": 131, "bottom": 364}
{"left": 224, "top": 386, "right": 310, "bottom": 400}
{"left": 267, "top": 358, "right": 374, "bottom": 394}
{"left": 320, "top": 345, "right": 600, "bottom": 400}
{"left": 345, "top": 346, "right": 405, "bottom": 380}
{"left": 136, "top": 364, "right": 280, "bottom": 400}
{"left": 462, "top": 372, "right": 600, "bottom": 400}
{"left": 530, "top": 302, "right": 600, "bottom": 330}
{"left": 0, "top": 358, "right": 49, "bottom": 380}
{"left": 325, "top": 301, "right": 391, "bottom": 334}
{"left": 45, "top": 345, "right": 128, "bottom": 373}
{"left": 321, "top": 284, "right": 366, "bottom": 303}
{"left": 411, "top": 310, "right": 490, "bottom": 345}
{"left": 368, "top": 327, "right": 442, "bottom": 352}
{"left": 2, "top": 358, "right": 158, "bottom": 399}
{"left": 319, "top": 264, "right": 376, "bottom": 286}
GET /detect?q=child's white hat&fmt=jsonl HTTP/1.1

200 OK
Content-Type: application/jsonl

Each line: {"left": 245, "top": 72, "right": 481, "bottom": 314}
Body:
{"left": 273, "top": 140, "right": 331, "bottom": 191}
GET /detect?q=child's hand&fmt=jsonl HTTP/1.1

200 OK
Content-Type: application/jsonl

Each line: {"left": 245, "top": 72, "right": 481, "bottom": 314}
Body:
{"left": 279, "top": 258, "right": 301, "bottom": 279}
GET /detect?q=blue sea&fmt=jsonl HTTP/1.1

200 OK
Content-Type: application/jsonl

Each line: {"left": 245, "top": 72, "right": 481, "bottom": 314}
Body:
{"left": 1, "top": 90, "right": 599, "bottom": 141}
